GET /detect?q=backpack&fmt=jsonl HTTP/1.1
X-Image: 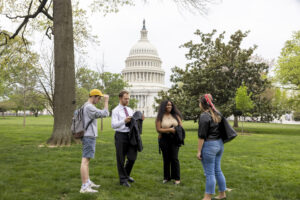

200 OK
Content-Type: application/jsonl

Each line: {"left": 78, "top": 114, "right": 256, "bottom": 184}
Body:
{"left": 71, "top": 104, "right": 94, "bottom": 139}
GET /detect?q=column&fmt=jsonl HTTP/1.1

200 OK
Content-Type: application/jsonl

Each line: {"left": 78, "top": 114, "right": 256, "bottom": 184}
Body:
{"left": 139, "top": 95, "right": 141, "bottom": 107}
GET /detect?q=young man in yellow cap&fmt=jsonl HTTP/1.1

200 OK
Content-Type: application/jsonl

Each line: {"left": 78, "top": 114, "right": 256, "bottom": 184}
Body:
{"left": 80, "top": 89, "right": 109, "bottom": 193}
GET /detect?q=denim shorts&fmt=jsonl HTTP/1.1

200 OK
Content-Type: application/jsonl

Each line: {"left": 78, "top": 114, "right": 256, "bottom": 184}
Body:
{"left": 82, "top": 137, "right": 96, "bottom": 158}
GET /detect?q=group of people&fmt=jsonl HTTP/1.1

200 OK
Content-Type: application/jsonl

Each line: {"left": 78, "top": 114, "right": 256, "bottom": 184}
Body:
{"left": 78, "top": 89, "right": 228, "bottom": 200}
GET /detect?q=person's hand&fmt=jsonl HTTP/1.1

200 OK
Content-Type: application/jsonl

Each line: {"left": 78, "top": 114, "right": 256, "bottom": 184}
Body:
{"left": 142, "top": 114, "right": 145, "bottom": 121}
{"left": 170, "top": 127, "right": 176, "bottom": 134}
{"left": 103, "top": 94, "right": 109, "bottom": 102}
{"left": 197, "top": 152, "right": 202, "bottom": 160}
{"left": 125, "top": 116, "right": 132, "bottom": 123}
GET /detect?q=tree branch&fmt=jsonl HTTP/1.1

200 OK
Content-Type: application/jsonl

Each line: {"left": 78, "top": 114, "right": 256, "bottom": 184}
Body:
{"left": 42, "top": 9, "right": 53, "bottom": 20}
{"left": 45, "top": 26, "right": 53, "bottom": 39}
{"left": 0, "top": 0, "right": 50, "bottom": 46}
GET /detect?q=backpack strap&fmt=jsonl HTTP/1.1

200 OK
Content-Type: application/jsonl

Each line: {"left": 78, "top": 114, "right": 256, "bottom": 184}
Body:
{"left": 85, "top": 119, "right": 94, "bottom": 131}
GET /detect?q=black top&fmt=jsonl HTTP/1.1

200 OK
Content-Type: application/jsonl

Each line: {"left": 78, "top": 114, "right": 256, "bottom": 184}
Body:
{"left": 198, "top": 112, "right": 221, "bottom": 140}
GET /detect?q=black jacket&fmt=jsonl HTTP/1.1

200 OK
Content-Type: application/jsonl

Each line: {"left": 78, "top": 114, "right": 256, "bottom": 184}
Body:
{"left": 126, "top": 111, "right": 143, "bottom": 152}
{"left": 218, "top": 115, "right": 237, "bottom": 144}
{"left": 174, "top": 125, "right": 185, "bottom": 147}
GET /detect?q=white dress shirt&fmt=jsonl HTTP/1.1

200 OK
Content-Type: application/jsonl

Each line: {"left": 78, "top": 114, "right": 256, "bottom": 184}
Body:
{"left": 111, "top": 104, "right": 134, "bottom": 132}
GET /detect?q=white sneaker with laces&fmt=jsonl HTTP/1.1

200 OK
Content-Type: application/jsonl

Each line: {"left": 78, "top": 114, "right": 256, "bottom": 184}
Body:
{"left": 79, "top": 186, "right": 98, "bottom": 193}
{"left": 89, "top": 180, "right": 101, "bottom": 188}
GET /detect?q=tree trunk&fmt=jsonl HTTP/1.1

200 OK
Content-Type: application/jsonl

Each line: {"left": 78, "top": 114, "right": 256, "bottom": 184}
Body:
{"left": 241, "top": 116, "right": 244, "bottom": 135}
{"left": 47, "top": 0, "right": 75, "bottom": 146}
{"left": 23, "top": 64, "right": 27, "bottom": 127}
{"left": 101, "top": 117, "right": 103, "bottom": 133}
{"left": 233, "top": 115, "right": 239, "bottom": 127}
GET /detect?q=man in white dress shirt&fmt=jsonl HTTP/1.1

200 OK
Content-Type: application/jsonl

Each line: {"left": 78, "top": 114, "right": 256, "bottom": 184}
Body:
{"left": 111, "top": 90, "right": 137, "bottom": 187}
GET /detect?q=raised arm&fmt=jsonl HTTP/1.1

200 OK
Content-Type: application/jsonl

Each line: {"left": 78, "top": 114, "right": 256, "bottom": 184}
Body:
{"left": 86, "top": 105, "right": 109, "bottom": 119}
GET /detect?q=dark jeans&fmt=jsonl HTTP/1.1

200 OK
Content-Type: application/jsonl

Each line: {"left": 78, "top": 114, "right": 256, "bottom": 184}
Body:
{"left": 115, "top": 131, "right": 137, "bottom": 184}
{"left": 159, "top": 135, "right": 180, "bottom": 180}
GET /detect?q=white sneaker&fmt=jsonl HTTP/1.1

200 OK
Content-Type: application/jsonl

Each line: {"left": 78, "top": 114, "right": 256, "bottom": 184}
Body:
{"left": 89, "top": 180, "right": 101, "bottom": 188}
{"left": 80, "top": 186, "right": 98, "bottom": 193}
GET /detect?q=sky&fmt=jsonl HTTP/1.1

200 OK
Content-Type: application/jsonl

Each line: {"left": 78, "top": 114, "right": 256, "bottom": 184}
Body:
{"left": 2, "top": 0, "right": 300, "bottom": 87}
{"left": 85, "top": 0, "right": 300, "bottom": 87}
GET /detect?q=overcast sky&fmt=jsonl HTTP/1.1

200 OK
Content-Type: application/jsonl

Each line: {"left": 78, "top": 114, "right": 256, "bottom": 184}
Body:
{"left": 85, "top": 0, "right": 300, "bottom": 87}
{"left": 2, "top": 0, "right": 300, "bottom": 87}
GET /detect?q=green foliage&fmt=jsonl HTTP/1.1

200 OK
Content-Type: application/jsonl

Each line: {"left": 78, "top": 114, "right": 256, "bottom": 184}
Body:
{"left": 26, "top": 91, "right": 47, "bottom": 117}
{"left": 251, "top": 87, "right": 291, "bottom": 122}
{"left": 0, "top": 0, "right": 99, "bottom": 51}
{"left": 0, "top": 100, "right": 16, "bottom": 116}
{"left": 0, "top": 32, "right": 32, "bottom": 97}
{"left": 75, "top": 67, "right": 102, "bottom": 92}
{"left": 8, "top": 91, "right": 24, "bottom": 114}
{"left": 75, "top": 87, "right": 90, "bottom": 109}
{"left": 235, "top": 84, "right": 254, "bottom": 115}
{"left": 75, "top": 69, "right": 137, "bottom": 112}
{"left": 294, "top": 111, "right": 300, "bottom": 121}
{"left": 157, "top": 29, "right": 270, "bottom": 121}
{"left": 276, "top": 30, "right": 300, "bottom": 90}
{"left": 90, "top": 0, "right": 134, "bottom": 14}
{"left": 100, "top": 72, "right": 137, "bottom": 112}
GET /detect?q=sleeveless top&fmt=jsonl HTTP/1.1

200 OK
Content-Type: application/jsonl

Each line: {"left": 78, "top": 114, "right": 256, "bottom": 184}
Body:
{"left": 161, "top": 114, "right": 179, "bottom": 128}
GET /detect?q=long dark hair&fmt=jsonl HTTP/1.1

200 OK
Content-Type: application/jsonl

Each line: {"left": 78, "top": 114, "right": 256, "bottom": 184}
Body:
{"left": 199, "top": 94, "right": 221, "bottom": 123}
{"left": 156, "top": 100, "right": 182, "bottom": 123}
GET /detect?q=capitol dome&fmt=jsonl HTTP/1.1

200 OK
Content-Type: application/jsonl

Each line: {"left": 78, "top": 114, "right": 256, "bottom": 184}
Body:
{"left": 129, "top": 41, "right": 159, "bottom": 57}
{"left": 122, "top": 20, "right": 168, "bottom": 117}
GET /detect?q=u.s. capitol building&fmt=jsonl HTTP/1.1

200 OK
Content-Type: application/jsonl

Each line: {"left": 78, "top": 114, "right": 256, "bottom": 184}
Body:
{"left": 122, "top": 20, "right": 168, "bottom": 117}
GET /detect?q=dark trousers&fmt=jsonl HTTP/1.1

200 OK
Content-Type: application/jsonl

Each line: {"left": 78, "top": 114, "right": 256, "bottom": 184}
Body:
{"left": 159, "top": 135, "right": 180, "bottom": 180}
{"left": 115, "top": 131, "right": 137, "bottom": 184}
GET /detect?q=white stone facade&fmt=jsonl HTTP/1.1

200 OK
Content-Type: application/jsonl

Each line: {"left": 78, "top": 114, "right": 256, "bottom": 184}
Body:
{"left": 122, "top": 20, "right": 168, "bottom": 117}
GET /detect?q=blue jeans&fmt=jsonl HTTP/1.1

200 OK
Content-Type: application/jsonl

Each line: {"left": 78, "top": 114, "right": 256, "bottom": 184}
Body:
{"left": 201, "top": 139, "right": 226, "bottom": 194}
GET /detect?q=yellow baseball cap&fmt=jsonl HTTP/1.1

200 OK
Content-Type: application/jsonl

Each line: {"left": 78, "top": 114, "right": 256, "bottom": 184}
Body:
{"left": 89, "top": 89, "right": 104, "bottom": 97}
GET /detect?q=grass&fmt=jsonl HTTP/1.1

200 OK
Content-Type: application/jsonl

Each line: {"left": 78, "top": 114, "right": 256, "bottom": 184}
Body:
{"left": 0, "top": 116, "right": 300, "bottom": 200}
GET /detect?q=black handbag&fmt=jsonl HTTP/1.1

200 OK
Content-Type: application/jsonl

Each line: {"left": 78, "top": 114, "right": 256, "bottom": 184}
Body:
{"left": 219, "top": 115, "right": 237, "bottom": 144}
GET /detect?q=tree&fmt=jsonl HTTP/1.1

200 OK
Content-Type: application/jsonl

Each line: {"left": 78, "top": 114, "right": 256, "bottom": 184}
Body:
{"left": 0, "top": 32, "right": 30, "bottom": 98}
{"left": 251, "top": 87, "right": 289, "bottom": 122}
{"left": 156, "top": 30, "right": 269, "bottom": 127}
{"left": 0, "top": 32, "right": 39, "bottom": 125}
{"left": 235, "top": 84, "right": 254, "bottom": 134}
{"left": 0, "top": 100, "right": 16, "bottom": 117}
{"left": 276, "top": 31, "right": 300, "bottom": 90}
{"left": 75, "top": 67, "right": 102, "bottom": 92}
{"left": 8, "top": 92, "right": 23, "bottom": 116}
{"left": 27, "top": 91, "right": 47, "bottom": 117}
{"left": 100, "top": 72, "right": 137, "bottom": 113}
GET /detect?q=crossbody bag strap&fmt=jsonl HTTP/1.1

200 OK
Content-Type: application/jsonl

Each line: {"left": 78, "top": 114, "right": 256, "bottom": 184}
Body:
{"left": 83, "top": 102, "right": 95, "bottom": 131}
{"left": 85, "top": 119, "right": 94, "bottom": 131}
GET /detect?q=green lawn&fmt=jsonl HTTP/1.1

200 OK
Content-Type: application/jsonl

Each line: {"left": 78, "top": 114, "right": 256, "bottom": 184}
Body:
{"left": 0, "top": 116, "right": 300, "bottom": 200}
